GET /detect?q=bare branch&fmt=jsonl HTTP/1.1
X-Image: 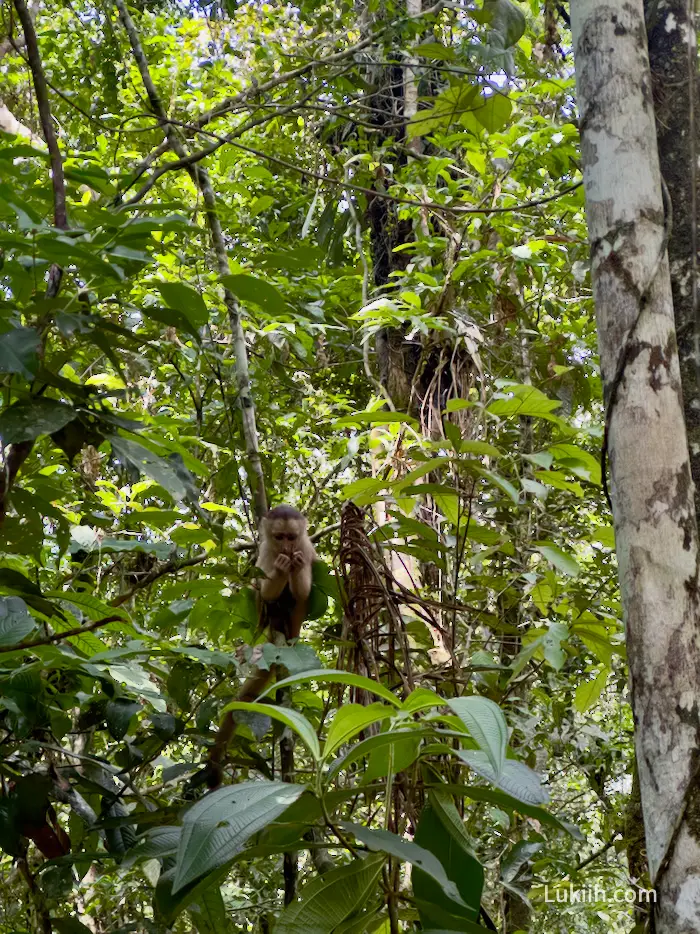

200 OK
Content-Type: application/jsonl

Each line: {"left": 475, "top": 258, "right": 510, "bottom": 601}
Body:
{"left": 0, "top": 615, "right": 123, "bottom": 655}
{"left": 13, "top": 0, "right": 66, "bottom": 231}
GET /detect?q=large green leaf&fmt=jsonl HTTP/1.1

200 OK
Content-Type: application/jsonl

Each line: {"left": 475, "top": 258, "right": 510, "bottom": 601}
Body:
{"left": 222, "top": 701, "right": 321, "bottom": 760}
{"left": 0, "top": 399, "right": 77, "bottom": 444}
{"left": 413, "top": 792, "right": 484, "bottom": 930}
{"left": 535, "top": 543, "right": 581, "bottom": 578}
{"left": 445, "top": 696, "right": 507, "bottom": 773}
{"left": 454, "top": 750, "right": 549, "bottom": 805}
{"left": 157, "top": 281, "right": 208, "bottom": 327}
{"left": 260, "top": 669, "right": 401, "bottom": 708}
{"left": 574, "top": 668, "right": 609, "bottom": 713}
{"left": 0, "top": 326, "right": 40, "bottom": 378}
{"left": 275, "top": 853, "right": 385, "bottom": 934}
{"left": 340, "top": 823, "right": 468, "bottom": 907}
{"left": 327, "top": 728, "right": 428, "bottom": 780}
{"left": 0, "top": 597, "right": 36, "bottom": 647}
{"left": 487, "top": 385, "right": 561, "bottom": 419}
{"left": 109, "top": 435, "right": 198, "bottom": 503}
{"left": 173, "top": 781, "right": 304, "bottom": 891}
{"left": 220, "top": 273, "right": 290, "bottom": 315}
{"left": 322, "top": 703, "right": 394, "bottom": 760}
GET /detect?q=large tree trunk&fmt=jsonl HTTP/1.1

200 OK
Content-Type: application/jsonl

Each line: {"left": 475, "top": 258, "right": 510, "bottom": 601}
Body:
{"left": 571, "top": 2, "right": 700, "bottom": 930}
{"left": 647, "top": 0, "right": 700, "bottom": 517}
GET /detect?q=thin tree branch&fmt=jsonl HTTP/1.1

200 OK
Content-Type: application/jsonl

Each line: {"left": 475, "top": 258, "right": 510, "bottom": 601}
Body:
{"left": 0, "top": 615, "right": 123, "bottom": 655}
{"left": 13, "top": 0, "right": 66, "bottom": 231}
{"left": 1, "top": 0, "right": 67, "bottom": 524}
{"left": 111, "top": 554, "right": 210, "bottom": 606}
{"left": 115, "top": 0, "right": 268, "bottom": 522}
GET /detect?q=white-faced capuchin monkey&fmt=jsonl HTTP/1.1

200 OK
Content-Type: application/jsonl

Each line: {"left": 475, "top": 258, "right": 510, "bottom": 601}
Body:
{"left": 201, "top": 505, "right": 317, "bottom": 789}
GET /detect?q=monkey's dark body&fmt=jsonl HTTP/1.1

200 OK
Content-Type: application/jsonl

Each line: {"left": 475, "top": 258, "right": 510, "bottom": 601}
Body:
{"left": 194, "top": 506, "right": 316, "bottom": 790}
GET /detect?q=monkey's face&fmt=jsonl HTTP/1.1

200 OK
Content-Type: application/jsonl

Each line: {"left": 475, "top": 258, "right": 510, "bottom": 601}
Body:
{"left": 266, "top": 518, "right": 304, "bottom": 556}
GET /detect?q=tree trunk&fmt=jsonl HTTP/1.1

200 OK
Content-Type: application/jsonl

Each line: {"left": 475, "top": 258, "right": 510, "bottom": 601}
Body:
{"left": 571, "top": 2, "right": 700, "bottom": 930}
{"left": 647, "top": 0, "right": 700, "bottom": 518}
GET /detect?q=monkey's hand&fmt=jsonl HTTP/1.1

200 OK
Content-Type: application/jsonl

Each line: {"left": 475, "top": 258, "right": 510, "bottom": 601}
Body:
{"left": 291, "top": 550, "right": 305, "bottom": 569}
{"left": 273, "top": 554, "right": 292, "bottom": 574}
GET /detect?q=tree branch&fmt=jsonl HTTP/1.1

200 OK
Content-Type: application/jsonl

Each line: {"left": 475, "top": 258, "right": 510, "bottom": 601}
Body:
{"left": 1, "top": 1, "right": 67, "bottom": 524}
{"left": 0, "top": 615, "right": 123, "bottom": 655}
{"left": 13, "top": 0, "right": 66, "bottom": 231}
{"left": 115, "top": 0, "right": 268, "bottom": 522}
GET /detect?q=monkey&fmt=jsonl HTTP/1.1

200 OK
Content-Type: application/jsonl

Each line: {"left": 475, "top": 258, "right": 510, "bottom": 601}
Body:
{"left": 256, "top": 504, "right": 317, "bottom": 642}
{"left": 197, "top": 505, "right": 317, "bottom": 790}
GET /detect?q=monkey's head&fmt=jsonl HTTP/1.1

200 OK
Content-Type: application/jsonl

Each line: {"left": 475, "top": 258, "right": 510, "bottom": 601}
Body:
{"left": 262, "top": 504, "right": 308, "bottom": 556}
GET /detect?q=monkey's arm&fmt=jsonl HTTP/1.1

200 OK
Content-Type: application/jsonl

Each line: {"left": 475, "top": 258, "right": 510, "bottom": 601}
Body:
{"left": 259, "top": 554, "right": 292, "bottom": 602}
{"left": 203, "top": 667, "right": 274, "bottom": 788}
{"left": 288, "top": 555, "right": 312, "bottom": 602}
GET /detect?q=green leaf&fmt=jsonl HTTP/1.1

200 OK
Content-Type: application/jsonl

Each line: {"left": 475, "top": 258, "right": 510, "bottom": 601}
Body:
{"left": 542, "top": 622, "right": 568, "bottom": 670}
{"left": 459, "top": 440, "right": 502, "bottom": 458}
{"left": 327, "top": 729, "right": 427, "bottom": 780}
{"left": 487, "top": 385, "right": 561, "bottom": 419}
{"left": 109, "top": 435, "right": 198, "bottom": 503}
{"left": 413, "top": 793, "right": 484, "bottom": 929}
{"left": 221, "top": 273, "right": 290, "bottom": 315}
{"left": 415, "top": 41, "right": 456, "bottom": 61}
{"left": 454, "top": 750, "right": 550, "bottom": 805}
{"left": 0, "top": 399, "right": 77, "bottom": 444}
{"left": 339, "top": 823, "right": 468, "bottom": 907}
{"left": 548, "top": 442, "right": 602, "bottom": 485}
{"left": 0, "top": 327, "right": 40, "bottom": 378}
{"left": 589, "top": 525, "right": 615, "bottom": 549}
{"left": 156, "top": 281, "right": 208, "bottom": 327}
{"left": 173, "top": 781, "right": 304, "bottom": 892}
{"left": 535, "top": 543, "right": 581, "bottom": 578}
{"left": 445, "top": 696, "right": 507, "bottom": 773}
{"left": 187, "top": 881, "right": 227, "bottom": 932}
{"left": 483, "top": 0, "right": 526, "bottom": 47}
{"left": 430, "top": 783, "right": 580, "bottom": 837}
{"left": 574, "top": 668, "right": 609, "bottom": 713}
{"left": 275, "top": 853, "right": 385, "bottom": 934}
{"left": 223, "top": 701, "right": 321, "bottom": 760}
{"left": 105, "top": 698, "right": 140, "bottom": 739}
{"left": 408, "top": 81, "right": 479, "bottom": 139}
{"left": 0, "top": 597, "right": 36, "bottom": 647}
{"left": 572, "top": 622, "right": 617, "bottom": 667}
{"left": 475, "top": 467, "right": 519, "bottom": 503}
{"left": 335, "top": 411, "right": 418, "bottom": 428}
{"left": 402, "top": 688, "right": 443, "bottom": 713}
{"left": 322, "top": 703, "right": 394, "bottom": 760}
{"left": 471, "top": 92, "right": 512, "bottom": 133}
{"left": 533, "top": 470, "right": 584, "bottom": 498}
{"left": 260, "top": 669, "right": 401, "bottom": 708}
{"left": 363, "top": 732, "right": 421, "bottom": 781}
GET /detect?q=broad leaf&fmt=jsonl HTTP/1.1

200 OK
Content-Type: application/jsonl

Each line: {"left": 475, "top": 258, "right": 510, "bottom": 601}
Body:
{"left": 0, "top": 597, "right": 36, "bottom": 647}
{"left": 157, "top": 281, "right": 208, "bottom": 327}
{"left": 339, "top": 823, "right": 468, "bottom": 907}
{"left": 173, "top": 781, "right": 304, "bottom": 891}
{"left": 322, "top": 703, "right": 394, "bottom": 760}
{"left": 221, "top": 273, "right": 290, "bottom": 315}
{"left": 455, "top": 750, "right": 550, "bottom": 805}
{"left": 446, "top": 696, "right": 507, "bottom": 773}
{"left": 275, "top": 853, "right": 385, "bottom": 934}
{"left": 413, "top": 793, "right": 484, "bottom": 930}
{"left": 0, "top": 399, "right": 77, "bottom": 444}
{"left": 0, "top": 326, "right": 40, "bottom": 378}
{"left": 222, "top": 701, "right": 321, "bottom": 760}
{"left": 260, "top": 669, "right": 401, "bottom": 708}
